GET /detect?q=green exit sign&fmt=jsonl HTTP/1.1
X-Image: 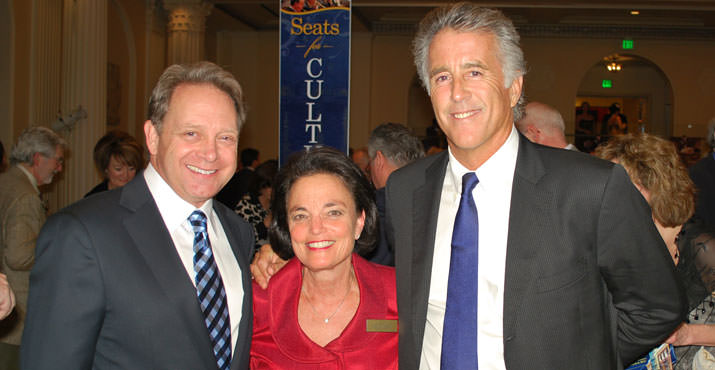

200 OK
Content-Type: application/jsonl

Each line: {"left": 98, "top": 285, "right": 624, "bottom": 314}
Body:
{"left": 622, "top": 39, "right": 634, "bottom": 49}
{"left": 602, "top": 80, "right": 613, "bottom": 88}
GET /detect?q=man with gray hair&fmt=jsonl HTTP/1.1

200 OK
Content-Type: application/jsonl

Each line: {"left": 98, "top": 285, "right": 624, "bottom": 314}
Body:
{"left": 386, "top": 2, "right": 685, "bottom": 369}
{"left": 366, "top": 123, "right": 424, "bottom": 265}
{"left": 516, "top": 101, "right": 578, "bottom": 150}
{"left": 689, "top": 118, "right": 715, "bottom": 229}
{"left": 0, "top": 126, "right": 65, "bottom": 369}
{"left": 22, "top": 62, "right": 254, "bottom": 370}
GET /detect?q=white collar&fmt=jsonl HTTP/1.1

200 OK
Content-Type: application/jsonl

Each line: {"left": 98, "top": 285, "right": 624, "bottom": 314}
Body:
{"left": 143, "top": 163, "right": 214, "bottom": 232}
{"left": 446, "top": 125, "right": 520, "bottom": 194}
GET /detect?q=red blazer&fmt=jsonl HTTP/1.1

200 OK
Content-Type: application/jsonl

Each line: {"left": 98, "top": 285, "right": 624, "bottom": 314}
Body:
{"left": 251, "top": 254, "right": 398, "bottom": 369}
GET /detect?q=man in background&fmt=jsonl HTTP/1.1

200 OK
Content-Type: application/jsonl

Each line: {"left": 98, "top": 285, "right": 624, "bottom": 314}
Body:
{"left": 351, "top": 147, "right": 370, "bottom": 181}
{"left": 216, "top": 147, "right": 259, "bottom": 208}
{"left": 366, "top": 123, "right": 424, "bottom": 266}
{"left": 0, "top": 126, "right": 65, "bottom": 370}
{"left": 689, "top": 118, "right": 715, "bottom": 229}
{"left": 516, "top": 101, "right": 577, "bottom": 150}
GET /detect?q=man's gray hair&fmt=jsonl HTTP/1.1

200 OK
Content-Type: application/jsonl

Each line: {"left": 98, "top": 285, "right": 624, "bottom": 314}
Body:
{"left": 147, "top": 61, "right": 247, "bottom": 132}
{"left": 368, "top": 123, "right": 425, "bottom": 167}
{"left": 518, "top": 102, "right": 565, "bottom": 133}
{"left": 412, "top": 2, "right": 527, "bottom": 121}
{"left": 9, "top": 126, "right": 67, "bottom": 165}
{"left": 707, "top": 117, "right": 715, "bottom": 149}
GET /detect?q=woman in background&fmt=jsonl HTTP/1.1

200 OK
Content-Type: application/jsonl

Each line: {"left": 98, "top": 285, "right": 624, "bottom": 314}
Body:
{"left": 85, "top": 130, "right": 145, "bottom": 197}
{"left": 235, "top": 176, "right": 273, "bottom": 250}
{"left": 250, "top": 147, "right": 397, "bottom": 369}
{"left": 595, "top": 133, "right": 715, "bottom": 368}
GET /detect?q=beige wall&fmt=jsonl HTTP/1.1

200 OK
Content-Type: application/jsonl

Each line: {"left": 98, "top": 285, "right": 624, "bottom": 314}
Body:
{"left": 114, "top": 0, "right": 150, "bottom": 139}
{"left": 521, "top": 36, "right": 715, "bottom": 139}
{"left": 11, "top": 0, "right": 31, "bottom": 140}
{"left": 7, "top": 3, "right": 715, "bottom": 163}
{"left": 0, "top": 0, "right": 13, "bottom": 149}
{"left": 214, "top": 29, "right": 715, "bottom": 160}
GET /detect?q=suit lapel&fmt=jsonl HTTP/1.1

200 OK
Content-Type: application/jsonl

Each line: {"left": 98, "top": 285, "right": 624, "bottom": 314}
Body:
{"left": 410, "top": 152, "right": 449, "bottom": 347}
{"left": 503, "top": 137, "right": 549, "bottom": 341}
{"left": 120, "top": 176, "right": 218, "bottom": 369}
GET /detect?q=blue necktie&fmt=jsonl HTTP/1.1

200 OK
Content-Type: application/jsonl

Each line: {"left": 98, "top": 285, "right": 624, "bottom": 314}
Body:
{"left": 441, "top": 172, "right": 479, "bottom": 369}
{"left": 189, "top": 210, "right": 232, "bottom": 370}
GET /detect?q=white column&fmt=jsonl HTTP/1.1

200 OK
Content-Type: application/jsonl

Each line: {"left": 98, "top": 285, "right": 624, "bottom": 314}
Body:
{"left": 48, "top": 0, "right": 108, "bottom": 212}
{"left": 164, "top": 0, "right": 212, "bottom": 65}
{"left": 29, "top": 0, "right": 62, "bottom": 129}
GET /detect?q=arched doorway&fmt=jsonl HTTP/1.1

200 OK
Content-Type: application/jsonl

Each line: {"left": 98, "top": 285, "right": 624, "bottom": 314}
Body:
{"left": 574, "top": 54, "right": 673, "bottom": 151}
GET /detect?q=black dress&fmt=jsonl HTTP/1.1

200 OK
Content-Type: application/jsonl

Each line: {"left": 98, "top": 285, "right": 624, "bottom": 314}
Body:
{"left": 84, "top": 180, "right": 109, "bottom": 198}
{"left": 674, "top": 219, "right": 715, "bottom": 368}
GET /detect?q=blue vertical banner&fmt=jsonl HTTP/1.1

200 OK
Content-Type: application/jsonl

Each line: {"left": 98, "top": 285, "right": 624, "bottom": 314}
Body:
{"left": 279, "top": 1, "right": 351, "bottom": 165}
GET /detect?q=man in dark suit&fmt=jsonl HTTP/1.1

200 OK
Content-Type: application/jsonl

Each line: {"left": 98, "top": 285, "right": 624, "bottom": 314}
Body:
{"left": 689, "top": 119, "right": 715, "bottom": 229}
{"left": 366, "top": 122, "right": 424, "bottom": 266}
{"left": 385, "top": 3, "right": 686, "bottom": 369}
{"left": 21, "top": 62, "right": 255, "bottom": 370}
{"left": 216, "top": 148, "right": 259, "bottom": 209}
{"left": 516, "top": 101, "right": 578, "bottom": 151}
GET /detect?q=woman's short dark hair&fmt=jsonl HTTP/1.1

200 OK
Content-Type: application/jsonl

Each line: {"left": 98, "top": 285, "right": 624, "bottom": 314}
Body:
{"left": 93, "top": 130, "right": 145, "bottom": 177}
{"left": 269, "top": 146, "right": 378, "bottom": 260}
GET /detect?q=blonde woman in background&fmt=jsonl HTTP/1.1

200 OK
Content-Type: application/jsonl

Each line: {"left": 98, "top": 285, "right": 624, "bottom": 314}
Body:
{"left": 596, "top": 133, "right": 715, "bottom": 368}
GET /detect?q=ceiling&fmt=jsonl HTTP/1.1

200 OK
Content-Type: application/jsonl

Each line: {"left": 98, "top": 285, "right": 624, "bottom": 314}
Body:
{"left": 209, "top": 0, "right": 715, "bottom": 36}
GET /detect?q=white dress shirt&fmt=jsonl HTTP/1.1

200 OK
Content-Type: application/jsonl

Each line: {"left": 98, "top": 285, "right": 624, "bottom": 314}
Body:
{"left": 144, "top": 164, "right": 244, "bottom": 355}
{"left": 420, "top": 126, "right": 519, "bottom": 370}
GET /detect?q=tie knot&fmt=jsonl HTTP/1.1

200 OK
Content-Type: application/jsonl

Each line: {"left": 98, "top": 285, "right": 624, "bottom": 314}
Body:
{"left": 189, "top": 210, "right": 208, "bottom": 233}
{"left": 461, "top": 172, "right": 479, "bottom": 195}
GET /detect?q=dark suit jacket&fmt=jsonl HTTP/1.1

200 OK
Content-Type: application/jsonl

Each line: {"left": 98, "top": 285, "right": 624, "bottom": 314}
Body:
{"left": 21, "top": 175, "right": 254, "bottom": 370}
{"left": 385, "top": 134, "right": 686, "bottom": 369}
{"left": 364, "top": 187, "right": 394, "bottom": 266}
{"left": 690, "top": 153, "right": 715, "bottom": 229}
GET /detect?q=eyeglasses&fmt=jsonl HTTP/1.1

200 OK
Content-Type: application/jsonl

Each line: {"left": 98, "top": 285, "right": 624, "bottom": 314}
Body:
{"left": 42, "top": 153, "right": 64, "bottom": 165}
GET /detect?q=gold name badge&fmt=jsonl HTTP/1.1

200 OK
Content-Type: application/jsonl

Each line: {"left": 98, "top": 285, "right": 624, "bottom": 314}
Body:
{"left": 366, "top": 319, "right": 398, "bottom": 333}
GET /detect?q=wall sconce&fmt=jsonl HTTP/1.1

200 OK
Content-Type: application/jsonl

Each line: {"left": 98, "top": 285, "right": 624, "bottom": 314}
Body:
{"left": 606, "top": 61, "right": 622, "bottom": 72}
{"left": 52, "top": 105, "right": 87, "bottom": 133}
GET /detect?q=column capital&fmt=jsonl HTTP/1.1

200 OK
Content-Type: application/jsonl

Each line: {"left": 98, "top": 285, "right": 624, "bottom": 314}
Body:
{"left": 164, "top": 0, "right": 212, "bottom": 32}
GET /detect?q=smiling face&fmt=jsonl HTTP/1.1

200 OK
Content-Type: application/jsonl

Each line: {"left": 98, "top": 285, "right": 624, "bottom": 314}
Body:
{"left": 144, "top": 83, "right": 239, "bottom": 208}
{"left": 105, "top": 155, "right": 137, "bottom": 190}
{"left": 428, "top": 29, "right": 522, "bottom": 170}
{"left": 287, "top": 173, "right": 365, "bottom": 273}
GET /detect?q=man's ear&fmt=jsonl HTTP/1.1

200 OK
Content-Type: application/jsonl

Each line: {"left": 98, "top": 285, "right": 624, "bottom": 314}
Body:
{"left": 524, "top": 125, "right": 540, "bottom": 142}
{"left": 373, "top": 150, "right": 385, "bottom": 169}
{"left": 508, "top": 74, "right": 524, "bottom": 108}
{"left": 144, "top": 120, "right": 159, "bottom": 156}
{"left": 31, "top": 152, "right": 42, "bottom": 167}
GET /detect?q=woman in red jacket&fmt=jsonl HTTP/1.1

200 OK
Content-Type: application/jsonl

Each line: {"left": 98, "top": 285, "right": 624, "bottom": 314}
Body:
{"left": 250, "top": 147, "right": 397, "bottom": 369}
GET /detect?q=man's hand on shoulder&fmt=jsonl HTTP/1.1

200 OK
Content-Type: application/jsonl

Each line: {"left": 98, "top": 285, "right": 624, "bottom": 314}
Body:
{"left": 250, "top": 244, "right": 288, "bottom": 289}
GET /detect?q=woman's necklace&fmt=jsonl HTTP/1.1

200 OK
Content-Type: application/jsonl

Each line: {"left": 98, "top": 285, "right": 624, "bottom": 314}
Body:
{"left": 302, "top": 279, "right": 353, "bottom": 324}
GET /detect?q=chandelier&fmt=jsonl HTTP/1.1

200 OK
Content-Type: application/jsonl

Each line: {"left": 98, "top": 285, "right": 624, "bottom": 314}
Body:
{"left": 606, "top": 61, "right": 622, "bottom": 72}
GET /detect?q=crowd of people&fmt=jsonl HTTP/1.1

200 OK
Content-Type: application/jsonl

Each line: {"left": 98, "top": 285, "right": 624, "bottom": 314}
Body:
{"left": 0, "top": 1, "right": 713, "bottom": 369}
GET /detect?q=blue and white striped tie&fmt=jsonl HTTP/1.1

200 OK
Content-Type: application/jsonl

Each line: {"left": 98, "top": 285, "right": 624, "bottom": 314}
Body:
{"left": 189, "top": 210, "right": 232, "bottom": 370}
